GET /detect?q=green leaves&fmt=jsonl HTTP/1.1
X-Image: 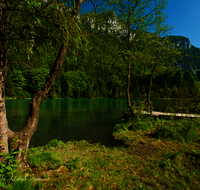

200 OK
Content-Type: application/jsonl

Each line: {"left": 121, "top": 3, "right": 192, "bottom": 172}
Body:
{"left": 0, "top": 150, "right": 20, "bottom": 189}
{"left": 11, "top": 70, "right": 26, "bottom": 92}
{"left": 35, "top": 17, "right": 41, "bottom": 24}
{"left": 26, "top": 0, "right": 42, "bottom": 7}
{"left": 24, "top": 68, "right": 49, "bottom": 95}
{"left": 61, "top": 70, "right": 91, "bottom": 98}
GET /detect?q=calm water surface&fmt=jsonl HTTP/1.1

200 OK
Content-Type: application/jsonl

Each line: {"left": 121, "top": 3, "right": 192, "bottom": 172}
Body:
{"left": 5, "top": 98, "right": 178, "bottom": 148}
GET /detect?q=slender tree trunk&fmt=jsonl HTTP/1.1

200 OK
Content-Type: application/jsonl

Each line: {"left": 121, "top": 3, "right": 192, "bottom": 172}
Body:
{"left": 0, "top": 0, "right": 9, "bottom": 161}
{"left": 126, "top": 6, "right": 131, "bottom": 107}
{"left": 147, "top": 72, "right": 154, "bottom": 104}
{"left": 126, "top": 6, "right": 134, "bottom": 117}
{"left": 8, "top": 43, "right": 68, "bottom": 169}
{"left": 126, "top": 63, "right": 131, "bottom": 106}
{"left": 0, "top": 48, "right": 8, "bottom": 156}
{"left": 147, "top": 51, "right": 158, "bottom": 104}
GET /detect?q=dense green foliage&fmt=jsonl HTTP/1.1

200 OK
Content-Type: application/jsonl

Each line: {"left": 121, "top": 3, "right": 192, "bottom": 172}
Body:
{"left": 6, "top": 35, "right": 199, "bottom": 100}
{"left": 5, "top": 2, "right": 200, "bottom": 100}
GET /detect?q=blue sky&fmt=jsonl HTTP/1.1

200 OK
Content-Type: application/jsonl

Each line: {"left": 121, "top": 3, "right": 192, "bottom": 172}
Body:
{"left": 164, "top": 0, "right": 200, "bottom": 48}
{"left": 60, "top": 0, "right": 200, "bottom": 48}
{"left": 80, "top": 0, "right": 200, "bottom": 48}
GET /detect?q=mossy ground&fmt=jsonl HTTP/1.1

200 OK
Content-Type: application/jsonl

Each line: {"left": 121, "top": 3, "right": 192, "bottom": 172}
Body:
{"left": 5, "top": 115, "right": 200, "bottom": 190}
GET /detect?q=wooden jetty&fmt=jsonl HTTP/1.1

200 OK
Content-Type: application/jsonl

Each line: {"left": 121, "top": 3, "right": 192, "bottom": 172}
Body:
{"left": 142, "top": 111, "right": 200, "bottom": 118}
{"left": 130, "top": 102, "right": 200, "bottom": 118}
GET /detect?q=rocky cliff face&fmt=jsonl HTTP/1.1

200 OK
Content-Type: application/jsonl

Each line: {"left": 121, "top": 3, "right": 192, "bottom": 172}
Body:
{"left": 168, "top": 35, "right": 192, "bottom": 49}
{"left": 167, "top": 35, "right": 200, "bottom": 75}
{"left": 174, "top": 40, "right": 191, "bottom": 49}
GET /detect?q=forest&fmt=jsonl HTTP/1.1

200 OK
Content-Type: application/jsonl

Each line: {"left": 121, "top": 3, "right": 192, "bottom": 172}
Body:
{"left": 5, "top": 2, "right": 200, "bottom": 101}
{"left": 2, "top": 1, "right": 200, "bottom": 189}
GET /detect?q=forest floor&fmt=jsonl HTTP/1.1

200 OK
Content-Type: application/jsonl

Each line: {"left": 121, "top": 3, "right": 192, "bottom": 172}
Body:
{"left": 4, "top": 115, "right": 200, "bottom": 190}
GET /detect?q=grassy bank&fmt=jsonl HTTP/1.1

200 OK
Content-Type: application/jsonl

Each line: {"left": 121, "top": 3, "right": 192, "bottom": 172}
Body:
{"left": 2, "top": 115, "right": 200, "bottom": 189}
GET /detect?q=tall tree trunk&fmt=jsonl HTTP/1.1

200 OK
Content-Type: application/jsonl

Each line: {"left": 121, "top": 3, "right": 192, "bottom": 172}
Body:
{"left": 126, "top": 63, "right": 131, "bottom": 106}
{"left": 0, "top": 0, "right": 83, "bottom": 170}
{"left": 147, "top": 52, "right": 158, "bottom": 104}
{"left": 0, "top": 0, "right": 9, "bottom": 161}
{"left": 147, "top": 72, "right": 153, "bottom": 104}
{"left": 126, "top": 7, "right": 133, "bottom": 117}
{"left": 126, "top": 7, "right": 131, "bottom": 107}
{"left": 8, "top": 43, "right": 68, "bottom": 169}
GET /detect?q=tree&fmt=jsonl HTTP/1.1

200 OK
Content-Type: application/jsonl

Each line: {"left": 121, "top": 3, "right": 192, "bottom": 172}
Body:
{"left": 0, "top": 0, "right": 83, "bottom": 170}
{"left": 88, "top": 0, "right": 172, "bottom": 112}
{"left": 139, "top": 34, "right": 181, "bottom": 103}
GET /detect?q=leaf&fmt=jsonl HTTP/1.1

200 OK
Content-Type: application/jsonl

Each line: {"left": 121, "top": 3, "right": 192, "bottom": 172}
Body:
{"left": 9, "top": 164, "right": 18, "bottom": 168}
{"left": 36, "top": 17, "right": 41, "bottom": 24}
{"left": 0, "top": 169, "right": 5, "bottom": 173}
{"left": 5, "top": 166, "right": 13, "bottom": 171}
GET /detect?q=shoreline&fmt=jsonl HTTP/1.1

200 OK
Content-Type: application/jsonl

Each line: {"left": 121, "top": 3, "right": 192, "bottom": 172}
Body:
{"left": 3, "top": 114, "right": 200, "bottom": 190}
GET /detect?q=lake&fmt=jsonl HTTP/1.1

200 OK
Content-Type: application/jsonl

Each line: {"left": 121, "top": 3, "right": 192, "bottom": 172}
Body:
{"left": 5, "top": 98, "right": 181, "bottom": 148}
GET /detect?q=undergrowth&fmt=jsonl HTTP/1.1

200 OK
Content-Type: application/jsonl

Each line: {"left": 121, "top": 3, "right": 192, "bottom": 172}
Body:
{"left": 3, "top": 105, "right": 200, "bottom": 190}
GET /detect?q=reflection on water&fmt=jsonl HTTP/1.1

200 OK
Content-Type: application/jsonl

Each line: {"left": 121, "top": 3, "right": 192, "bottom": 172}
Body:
{"left": 6, "top": 99, "right": 127, "bottom": 148}
{"left": 5, "top": 98, "right": 188, "bottom": 148}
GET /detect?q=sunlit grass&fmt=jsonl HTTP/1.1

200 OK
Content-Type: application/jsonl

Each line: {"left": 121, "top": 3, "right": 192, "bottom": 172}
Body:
{"left": 6, "top": 115, "right": 200, "bottom": 190}
{"left": 112, "top": 115, "right": 200, "bottom": 189}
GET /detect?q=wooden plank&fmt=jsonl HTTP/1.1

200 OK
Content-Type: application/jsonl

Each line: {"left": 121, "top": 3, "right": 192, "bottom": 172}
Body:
{"left": 141, "top": 111, "right": 200, "bottom": 118}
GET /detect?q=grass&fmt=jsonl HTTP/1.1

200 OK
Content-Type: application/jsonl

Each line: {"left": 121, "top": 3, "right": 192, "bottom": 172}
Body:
{"left": 4, "top": 114, "right": 200, "bottom": 190}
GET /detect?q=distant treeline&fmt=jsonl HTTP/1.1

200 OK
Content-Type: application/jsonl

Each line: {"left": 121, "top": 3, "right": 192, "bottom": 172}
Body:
{"left": 5, "top": 64, "right": 199, "bottom": 100}
{"left": 6, "top": 20, "right": 200, "bottom": 100}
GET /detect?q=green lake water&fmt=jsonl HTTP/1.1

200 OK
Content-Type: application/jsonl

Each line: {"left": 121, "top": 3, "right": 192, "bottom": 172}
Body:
{"left": 5, "top": 98, "right": 180, "bottom": 148}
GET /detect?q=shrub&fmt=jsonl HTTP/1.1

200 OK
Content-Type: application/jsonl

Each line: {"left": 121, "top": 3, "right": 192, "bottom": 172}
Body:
{"left": 0, "top": 151, "right": 20, "bottom": 189}
{"left": 28, "top": 151, "right": 62, "bottom": 170}
{"left": 45, "top": 139, "right": 63, "bottom": 149}
{"left": 153, "top": 118, "right": 200, "bottom": 143}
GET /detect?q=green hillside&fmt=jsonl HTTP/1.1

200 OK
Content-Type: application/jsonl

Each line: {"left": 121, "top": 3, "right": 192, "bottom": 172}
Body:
{"left": 167, "top": 35, "right": 200, "bottom": 75}
{"left": 5, "top": 16, "right": 200, "bottom": 101}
